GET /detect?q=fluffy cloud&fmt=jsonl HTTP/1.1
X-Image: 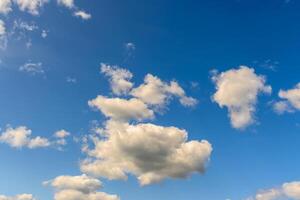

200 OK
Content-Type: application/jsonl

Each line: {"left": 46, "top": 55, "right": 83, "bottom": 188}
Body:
{"left": 131, "top": 74, "right": 198, "bottom": 107}
{"left": 0, "top": 194, "right": 36, "bottom": 200}
{"left": 0, "top": 0, "right": 12, "bottom": 14}
{"left": 44, "top": 174, "right": 120, "bottom": 200}
{"left": 14, "top": 0, "right": 48, "bottom": 15}
{"left": 273, "top": 83, "right": 300, "bottom": 114}
{"left": 88, "top": 96, "right": 154, "bottom": 121}
{"left": 212, "top": 66, "right": 271, "bottom": 129}
{"left": 249, "top": 181, "right": 300, "bottom": 200}
{"left": 74, "top": 10, "right": 91, "bottom": 20}
{"left": 80, "top": 120, "right": 212, "bottom": 185}
{"left": 57, "top": 0, "right": 74, "bottom": 8}
{"left": 19, "top": 62, "right": 44, "bottom": 75}
{"left": 0, "top": 126, "right": 50, "bottom": 149}
{"left": 54, "top": 130, "right": 71, "bottom": 138}
{"left": 101, "top": 63, "right": 134, "bottom": 95}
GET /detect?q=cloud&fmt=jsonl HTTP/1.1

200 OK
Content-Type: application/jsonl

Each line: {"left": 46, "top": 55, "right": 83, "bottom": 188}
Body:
{"left": 14, "top": 0, "right": 49, "bottom": 15}
{"left": 252, "top": 189, "right": 282, "bottom": 200}
{"left": 131, "top": 74, "right": 198, "bottom": 108}
{"left": 248, "top": 181, "right": 300, "bottom": 200}
{"left": 13, "top": 20, "right": 38, "bottom": 32}
{"left": 0, "top": 20, "right": 5, "bottom": 36}
{"left": 0, "top": 20, "right": 7, "bottom": 49}
{"left": 80, "top": 120, "right": 212, "bottom": 185}
{"left": 54, "top": 130, "right": 71, "bottom": 138}
{"left": 0, "top": 0, "right": 12, "bottom": 15}
{"left": 57, "top": 0, "right": 74, "bottom": 8}
{"left": 125, "top": 42, "right": 135, "bottom": 51}
{"left": 273, "top": 83, "right": 300, "bottom": 114}
{"left": 100, "top": 63, "right": 134, "bottom": 95}
{"left": 74, "top": 10, "right": 91, "bottom": 20}
{"left": 0, "top": 125, "right": 50, "bottom": 149}
{"left": 88, "top": 96, "right": 154, "bottom": 121}
{"left": 19, "top": 62, "right": 44, "bottom": 75}
{"left": 41, "top": 30, "right": 48, "bottom": 38}
{"left": 44, "top": 174, "right": 120, "bottom": 200}
{"left": 66, "top": 76, "right": 77, "bottom": 83}
{"left": 0, "top": 194, "right": 36, "bottom": 200}
{"left": 212, "top": 66, "right": 271, "bottom": 129}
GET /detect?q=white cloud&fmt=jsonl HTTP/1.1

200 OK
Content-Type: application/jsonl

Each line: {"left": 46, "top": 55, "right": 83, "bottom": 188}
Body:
{"left": 41, "top": 30, "right": 47, "bottom": 38}
{"left": 14, "top": 0, "right": 48, "bottom": 15}
{"left": 74, "top": 10, "right": 91, "bottom": 20}
{"left": 0, "top": 20, "right": 7, "bottom": 49}
{"left": 19, "top": 62, "right": 44, "bottom": 75}
{"left": 88, "top": 96, "right": 154, "bottom": 121}
{"left": 57, "top": 0, "right": 74, "bottom": 8}
{"left": 253, "top": 189, "right": 282, "bottom": 200}
{"left": 212, "top": 66, "right": 271, "bottom": 129}
{"left": 44, "top": 174, "right": 120, "bottom": 200}
{"left": 13, "top": 20, "right": 38, "bottom": 31}
{"left": 248, "top": 181, "right": 300, "bottom": 200}
{"left": 80, "top": 120, "right": 212, "bottom": 185}
{"left": 66, "top": 76, "right": 77, "bottom": 83}
{"left": 125, "top": 42, "right": 135, "bottom": 51}
{"left": 131, "top": 74, "right": 198, "bottom": 108}
{"left": 0, "top": 0, "right": 12, "bottom": 14}
{"left": 0, "top": 194, "right": 36, "bottom": 200}
{"left": 273, "top": 83, "right": 300, "bottom": 114}
{"left": 101, "top": 63, "right": 134, "bottom": 95}
{"left": 54, "top": 130, "right": 71, "bottom": 138}
{"left": 282, "top": 182, "right": 300, "bottom": 199}
{"left": 0, "top": 125, "right": 50, "bottom": 149}
{"left": 0, "top": 20, "right": 6, "bottom": 36}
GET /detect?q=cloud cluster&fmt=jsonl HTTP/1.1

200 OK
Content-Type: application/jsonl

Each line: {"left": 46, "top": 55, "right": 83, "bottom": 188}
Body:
{"left": 212, "top": 66, "right": 271, "bottom": 129}
{"left": 0, "top": 126, "right": 71, "bottom": 150}
{"left": 248, "top": 181, "right": 300, "bottom": 200}
{"left": 14, "top": 0, "right": 48, "bottom": 15}
{"left": 44, "top": 174, "right": 119, "bottom": 200}
{"left": 19, "top": 62, "right": 44, "bottom": 75}
{"left": 273, "top": 83, "right": 300, "bottom": 114}
{"left": 82, "top": 64, "right": 211, "bottom": 185}
{"left": 0, "top": 126, "right": 50, "bottom": 149}
{"left": 0, "top": 0, "right": 91, "bottom": 20}
{"left": 0, "top": 194, "right": 36, "bottom": 200}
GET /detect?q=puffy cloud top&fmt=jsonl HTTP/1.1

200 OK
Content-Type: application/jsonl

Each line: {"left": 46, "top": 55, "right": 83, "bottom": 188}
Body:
{"left": 88, "top": 96, "right": 154, "bottom": 121}
{"left": 44, "top": 174, "right": 119, "bottom": 200}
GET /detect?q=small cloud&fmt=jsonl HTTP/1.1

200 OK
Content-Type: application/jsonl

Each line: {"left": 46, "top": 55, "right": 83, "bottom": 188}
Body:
{"left": 19, "top": 62, "right": 44, "bottom": 75}
{"left": 125, "top": 42, "right": 136, "bottom": 51}
{"left": 26, "top": 40, "right": 32, "bottom": 49}
{"left": 66, "top": 76, "right": 77, "bottom": 83}
{"left": 57, "top": 0, "right": 75, "bottom": 9}
{"left": 124, "top": 42, "right": 136, "bottom": 60}
{"left": 41, "top": 30, "right": 48, "bottom": 38}
{"left": 74, "top": 10, "right": 92, "bottom": 20}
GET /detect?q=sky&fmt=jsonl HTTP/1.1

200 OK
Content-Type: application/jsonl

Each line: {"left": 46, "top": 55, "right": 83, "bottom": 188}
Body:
{"left": 0, "top": 0, "right": 300, "bottom": 200}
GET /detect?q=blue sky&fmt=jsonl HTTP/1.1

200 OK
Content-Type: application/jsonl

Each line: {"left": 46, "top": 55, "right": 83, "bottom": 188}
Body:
{"left": 1, "top": 0, "right": 300, "bottom": 200}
